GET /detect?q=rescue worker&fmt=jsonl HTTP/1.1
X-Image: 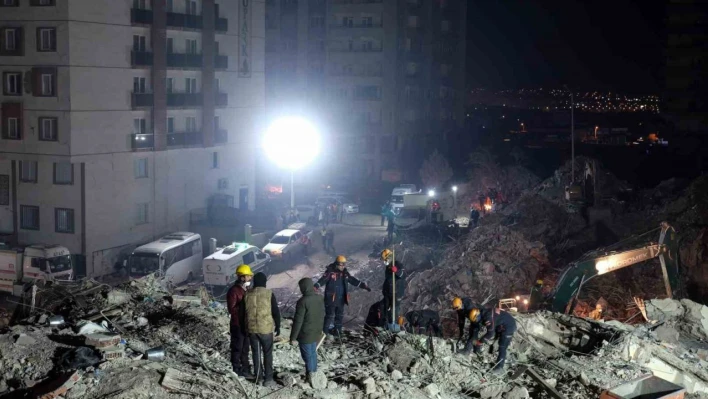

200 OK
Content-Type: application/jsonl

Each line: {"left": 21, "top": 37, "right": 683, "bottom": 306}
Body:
{"left": 588, "top": 303, "right": 603, "bottom": 320}
{"left": 386, "top": 217, "right": 395, "bottom": 244}
{"left": 478, "top": 192, "right": 486, "bottom": 214}
{"left": 300, "top": 233, "right": 311, "bottom": 256}
{"left": 325, "top": 228, "right": 335, "bottom": 254}
{"left": 290, "top": 278, "right": 325, "bottom": 384}
{"left": 469, "top": 208, "right": 480, "bottom": 228}
{"left": 404, "top": 309, "right": 442, "bottom": 337}
{"left": 314, "top": 255, "right": 371, "bottom": 337}
{"left": 380, "top": 202, "right": 390, "bottom": 226}
{"left": 473, "top": 307, "right": 517, "bottom": 375}
{"left": 320, "top": 227, "right": 327, "bottom": 249}
{"left": 244, "top": 272, "right": 280, "bottom": 387}
{"left": 226, "top": 265, "right": 254, "bottom": 377}
{"left": 381, "top": 249, "right": 405, "bottom": 328}
{"left": 364, "top": 300, "right": 386, "bottom": 336}
{"left": 452, "top": 297, "right": 485, "bottom": 354}
{"left": 528, "top": 279, "right": 544, "bottom": 311}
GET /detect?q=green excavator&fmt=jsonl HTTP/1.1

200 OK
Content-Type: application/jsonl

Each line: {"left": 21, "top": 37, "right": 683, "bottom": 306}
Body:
{"left": 530, "top": 222, "right": 681, "bottom": 314}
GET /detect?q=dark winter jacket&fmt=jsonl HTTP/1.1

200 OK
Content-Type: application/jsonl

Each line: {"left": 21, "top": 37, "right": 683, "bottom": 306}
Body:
{"left": 365, "top": 300, "right": 385, "bottom": 331}
{"left": 456, "top": 297, "right": 481, "bottom": 337}
{"left": 290, "top": 278, "right": 325, "bottom": 344}
{"left": 314, "top": 263, "right": 368, "bottom": 305}
{"left": 405, "top": 309, "right": 442, "bottom": 336}
{"left": 382, "top": 260, "right": 405, "bottom": 300}
{"left": 226, "top": 282, "right": 247, "bottom": 329}
{"left": 482, "top": 309, "right": 517, "bottom": 341}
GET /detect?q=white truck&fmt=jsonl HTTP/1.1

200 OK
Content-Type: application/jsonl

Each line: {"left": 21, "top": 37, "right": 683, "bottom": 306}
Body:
{"left": 391, "top": 184, "right": 421, "bottom": 214}
{"left": 402, "top": 192, "right": 429, "bottom": 210}
{"left": 0, "top": 244, "right": 74, "bottom": 296}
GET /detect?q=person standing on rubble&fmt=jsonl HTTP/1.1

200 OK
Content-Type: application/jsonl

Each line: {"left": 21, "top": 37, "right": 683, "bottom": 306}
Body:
{"left": 227, "top": 265, "right": 254, "bottom": 378}
{"left": 474, "top": 307, "right": 517, "bottom": 375}
{"left": 244, "top": 272, "right": 281, "bottom": 387}
{"left": 290, "top": 278, "right": 325, "bottom": 383}
{"left": 528, "top": 279, "right": 544, "bottom": 311}
{"left": 314, "top": 255, "right": 371, "bottom": 338}
{"left": 325, "top": 228, "right": 335, "bottom": 254}
{"left": 381, "top": 249, "right": 405, "bottom": 329}
{"left": 452, "top": 297, "right": 487, "bottom": 354}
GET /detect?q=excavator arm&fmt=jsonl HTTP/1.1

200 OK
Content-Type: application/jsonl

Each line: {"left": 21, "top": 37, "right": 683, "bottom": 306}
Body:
{"left": 545, "top": 222, "right": 680, "bottom": 313}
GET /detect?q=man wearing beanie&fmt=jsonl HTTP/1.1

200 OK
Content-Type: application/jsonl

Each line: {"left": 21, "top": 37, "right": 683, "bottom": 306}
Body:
{"left": 244, "top": 272, "right": 281, "bottom": 387}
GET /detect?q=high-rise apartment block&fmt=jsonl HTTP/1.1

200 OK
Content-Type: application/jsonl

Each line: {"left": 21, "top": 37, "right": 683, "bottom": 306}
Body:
{"left": 265, "top": 0, "right": 466, "bottom": 182}
{"left": 0, "top": 0, "right": 264, "bottom": 276}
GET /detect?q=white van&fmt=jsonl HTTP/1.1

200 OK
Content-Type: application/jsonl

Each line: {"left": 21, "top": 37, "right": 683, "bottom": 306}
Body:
{"left": 128, "top": 232, "right": 202, "bottom": 287}
{"left": 391, "top": 184, "right": 420, "bottom": 213}
{"left": 203, "top": 243, "right": 270, "bottom": 290}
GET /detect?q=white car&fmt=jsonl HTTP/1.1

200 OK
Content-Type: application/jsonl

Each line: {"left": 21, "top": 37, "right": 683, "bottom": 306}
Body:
{"left": 342, "top": 202, "right": 359, "bottom": 214}
{"left": 262, "top": 228, "right": 311, "bottom": 261}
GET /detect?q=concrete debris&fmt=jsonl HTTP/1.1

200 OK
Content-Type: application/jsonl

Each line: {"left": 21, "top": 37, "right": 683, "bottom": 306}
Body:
{"left": 391, "top": 369, "right": 403, "bottom": 381}
{"left": 15, "top": 333, "right": 37, "bottom": 346}
{"left": 506, "top": 386, "right": 530, "bottom": 399}
{"left": 310, "top": 370, "right": 327, "bottom": 390}
{"left": 423, "top": 382, "right": 440, "bottom": 397}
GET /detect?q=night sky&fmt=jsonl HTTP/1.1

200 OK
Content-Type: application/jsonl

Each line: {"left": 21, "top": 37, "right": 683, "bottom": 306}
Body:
{"left": 466, "top": 1, "right": 665, "bottom": 94}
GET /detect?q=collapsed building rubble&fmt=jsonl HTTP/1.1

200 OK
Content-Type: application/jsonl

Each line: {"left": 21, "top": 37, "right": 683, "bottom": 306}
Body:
{"left": 2, "top": 278, "right": 708, "bottom": 399}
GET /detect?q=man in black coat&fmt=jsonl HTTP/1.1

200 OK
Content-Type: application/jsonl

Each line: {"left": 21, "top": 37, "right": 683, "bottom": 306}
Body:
{"left": 380, "top": 249, "right": 405, "bottom": 328}
{"left": 314, "top": 255, "right": 371, "bottom": 337}
{"left": 404, "top": 309, "right": 442, "bottom": 337}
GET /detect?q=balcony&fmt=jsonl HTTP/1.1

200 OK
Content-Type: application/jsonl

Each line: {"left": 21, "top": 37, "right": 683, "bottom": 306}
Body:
{"left": 167, "top": 132, "right": 202, "bottom": 147}
{"left": 131, "top": 51, "right": 153, "bottom": 66}
{"left": 215, "top": 54, "right": 228, "bottom": 69}
{"left": 131, "top": 134, "right": 154, "bottom": 150}
{"left": 330, "top": 22, "right": 383, "bottom": 29}
{"left": 215, "top": 128, "right": 228, "bottom": 144}
{"left": 166, "top": 12, "right": 202, "bottom": 30}
{"left": 215, "top": 92, "right": 228, "bottom": 107}
{"left": 167, "top": 52, "right": 203, "bottom": 68}
{"left": 329, "top": 46, "right": 383, "bottom": 53}
{"left": 167, "top": 92, "right": 202, "bottom": 107}
{"left": 216, "top": 17, "right": 228, "bottom": 32}
{"left": 131, "top": 8, "right": 153, "bottom": 24}
{"left": 131, "top": 93, "right": 154, "bottom": 108}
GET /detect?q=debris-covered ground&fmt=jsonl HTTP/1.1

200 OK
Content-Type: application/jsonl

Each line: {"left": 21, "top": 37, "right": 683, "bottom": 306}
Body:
{"left": 2, "top": 277, "right": 708, "bottom": 399}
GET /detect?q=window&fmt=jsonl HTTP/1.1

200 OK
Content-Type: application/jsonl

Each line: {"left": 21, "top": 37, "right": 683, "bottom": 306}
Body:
{"left": 214, "top": 78, "right": 220, "bottom": 93}
{"left": 20, "top": 161, "right": 37, "bottom": 183}
{"left": 212, "top": 152, "right": 219, "bottom": 168}
{"left": 53, "top": 162, "right": 73, "bottom": 185}
{"left": 20, "top": 205, "right": 39, "bottom": 230}
{"left": 166, "top": 37, "right": 174, "bottom": 54}
{"left": 1, "top": 27, "right": 22, "bottom": 54}
{"left": 133, "top": 77, "right": 147, "bottom": 93}
{"left": 342, "top": 16, "right": 353, "bottom": 27}
{"left": 361, "top": 16, "right": 373, "bottom": 27}
{"left": 134, "top": 158, "right": 148, "bottom": 178}
{"left": 133, "top": 0, "right": 147, "bottom": 9}
{"left": 167, "top": 117, "right": 175, "bottom": 133}
{"left": 186, "top": 116, "right": 197, "bottom": 132}
{"left": 185, "top": 77, "right": 197, "bottom": 93}
{"left": 185, "top": 39, "right": 197, "bottom": 54}
{"left": 1, "top": 0, "right": 19, "bottom": 6}
{"left": 55, "top": 208, "right": 74, "bottom": 233}
{"left": 0, "top": 175, "right": 8, "bottom": 206}
{"left": 39, "top": 117, "right": 57, "bottom": 141}
{"left": 32, "top": 67, "right": 56, "bottom": 96}
{"left": 4, "top": 72, "right": 22, "bottom": 95}
{"left": 165, "top": 0, "right": 173, "bottom": 12}
{"left": 31, "top": 0, "right": 55, "bottom": 5}
{"left": 213, "top": 115, "right": 220, "bottom": 130}
{"left": 166, "top": 77, "right": 174, "bottom": 93}
{"left": 309, "top": 15, "right": 324, "bottom": 28}
{"left": 242, "top": 251, "right": 255, "bottom": 265}
{"left": 186, "top": 0, "right": 197, "bottom": 15}
{"left": 133, "top": 118, "right": 147, "bottom": 134}
{"left": 136, "top": 203, "right": 149, "bottom": 225}
{"left": 41, "top": 73, "right": 53, "bottom": 96}
{"left": 37, "top": 28, "right": 56, "bottom": 52}
{"left": 6, "top": 118, "right": 19, "bottom": 139}
{"left": 214, "top": 41, "right": 219, "bottom": 55}
{"left": 133, "top": 35, "right": 146, "bottom": 52}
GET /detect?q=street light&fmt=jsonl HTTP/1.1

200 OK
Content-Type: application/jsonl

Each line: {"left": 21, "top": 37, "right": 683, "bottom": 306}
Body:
{"left": 263, "top": 117, "right": 320, "bottom": 209}
{"left": 595, "top": 126, "right": 599, "bottom": 139}
{"left": 428, "top": 189, "right": 435, "bottom": 198}
{"left": 452, "top": 186, "right": 458, "bottom": 213}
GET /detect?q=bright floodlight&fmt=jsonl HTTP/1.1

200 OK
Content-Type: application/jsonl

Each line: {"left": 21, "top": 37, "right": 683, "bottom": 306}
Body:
{"left": 263, "top": 117, "right": 320, "bottom": 170}
{"left": 452, "top": 185, "right": 458, "bottom": 192}
{"left": 428, "top": 190, "right": 435, "bottom": 197}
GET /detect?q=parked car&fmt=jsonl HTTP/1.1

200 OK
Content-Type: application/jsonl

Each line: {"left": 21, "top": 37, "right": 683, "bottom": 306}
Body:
{"left": 203, "top": 243, "right": 270, "bottom": 291}
{"left": 262, "top": 226, "right": 312, "bottom": 261}
{"left": 315, "top": 197, "right": 359, "bottom": 214}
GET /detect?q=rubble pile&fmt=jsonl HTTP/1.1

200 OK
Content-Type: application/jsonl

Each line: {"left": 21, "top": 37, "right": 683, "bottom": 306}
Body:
{"left": 3, "top": 278, "right": 708, "bottom": 399}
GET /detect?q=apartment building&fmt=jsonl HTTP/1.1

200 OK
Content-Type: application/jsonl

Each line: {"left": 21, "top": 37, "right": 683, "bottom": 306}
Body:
{"left": 264, "top": 0, "right": 466, "bottom": 183}
{"left": 0, "top": 0, "right": 265, "bottom": 276}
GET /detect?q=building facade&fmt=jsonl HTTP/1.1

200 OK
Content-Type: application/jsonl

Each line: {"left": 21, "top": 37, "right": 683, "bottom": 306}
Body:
{"left": 264, "top": 0, "right": 466, "bottom": 184}
{"left": 664, "top": 0, "right": 708, "bottom": 132}
{"left": 0, "top": 0, "right": 265, "bottom": 276}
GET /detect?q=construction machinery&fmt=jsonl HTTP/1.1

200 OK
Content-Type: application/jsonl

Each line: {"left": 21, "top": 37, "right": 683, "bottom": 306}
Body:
{"left": 531, "top": 222, "right": 680, "bottom": 314}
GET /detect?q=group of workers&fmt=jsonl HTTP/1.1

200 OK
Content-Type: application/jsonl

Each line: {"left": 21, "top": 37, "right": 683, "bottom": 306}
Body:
{"left": 227, "top": 249, "right": 519, "bottom": 387}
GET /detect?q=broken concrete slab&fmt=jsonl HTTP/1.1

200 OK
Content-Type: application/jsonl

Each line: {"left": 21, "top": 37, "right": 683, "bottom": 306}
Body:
{"left": 646, "top": 298, "right": 685, "bottom": 321}
{"left": 15, "top": 333, "right": 37, "bottom": 346}
{"left": 423, "top": 383, "right": 440, "bottom": 397}
{"left": 391, "top": 369, "right": 403, "bottom": 381}
{"left": 653, "top": 325, "right": 680, "bottom": 344}
{"left": 507, "top": 386, "right": 530, "bottom": 399}
{"left": 310, "top": 371, "right": 327, "bottom": 390}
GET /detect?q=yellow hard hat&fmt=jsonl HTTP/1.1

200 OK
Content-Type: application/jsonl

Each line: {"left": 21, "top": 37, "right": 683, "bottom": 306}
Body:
{"left": 336, "top": 255, "right": 347, "bottom": 263}
{"left": 381, "top": 249, "right": 393, "bottom": 261}
{"left": 236, "top": 264, "right": 253, "bottom": 276}
{"left": 468, "top": 308, "right": 481, "bottom": 322}
{"left": 452, "top": 297, "right": 463, "bottom": 310}
{"left": 536, "top": 279, "right": 544, "bottom": 285}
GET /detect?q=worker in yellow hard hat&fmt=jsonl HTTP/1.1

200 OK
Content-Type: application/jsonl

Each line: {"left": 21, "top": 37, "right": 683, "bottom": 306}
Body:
{"left": 452, "top": 296, "right": 483, "bottom": 354}
{"left": 227, "top": 264, "right": 255, "bottom": 377}
{"left": 381, "top": 249, "right": 405, "bottom": 330}
{"left": 314, "top": 255, "right": 371, "bottom": 338}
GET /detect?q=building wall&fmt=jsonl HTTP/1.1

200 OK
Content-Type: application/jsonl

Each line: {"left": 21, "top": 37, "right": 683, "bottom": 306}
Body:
{"left": 0, "top": 0, "right": 263, "bottom": 276}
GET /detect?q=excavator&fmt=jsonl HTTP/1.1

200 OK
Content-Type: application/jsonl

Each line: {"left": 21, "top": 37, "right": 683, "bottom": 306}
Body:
{"left": 526, "top": 222, "right": 681, "bottom": 314}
